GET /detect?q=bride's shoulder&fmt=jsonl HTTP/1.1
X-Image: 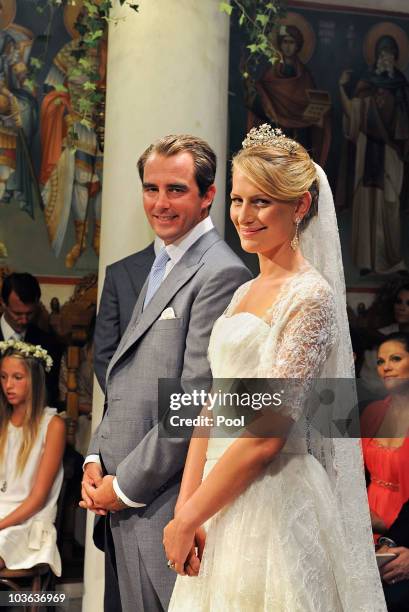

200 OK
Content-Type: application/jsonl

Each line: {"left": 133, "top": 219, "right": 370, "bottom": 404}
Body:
{"left": 238, "top": 278, "right": 254, "bottom": 291}
{"left": 223, "top": 279, "right": 254, "bottom": 315}
{"left": 293, "top": 265, "right": 335, "bottom": 304}
{"left": 233, "top": 278, "right": 254, "bottom": 299}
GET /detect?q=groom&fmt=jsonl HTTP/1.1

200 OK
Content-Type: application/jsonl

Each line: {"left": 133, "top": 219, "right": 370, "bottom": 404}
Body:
{"left": 81, "top": 134, "right": 251, "bottom": 611}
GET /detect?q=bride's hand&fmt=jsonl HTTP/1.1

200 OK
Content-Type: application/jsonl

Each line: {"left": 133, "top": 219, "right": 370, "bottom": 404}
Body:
{"left": 163, "top": 517, "right": 196, "bottom": 575}
{"left": 184, "top": 526, "right": 206, "bottom": 576}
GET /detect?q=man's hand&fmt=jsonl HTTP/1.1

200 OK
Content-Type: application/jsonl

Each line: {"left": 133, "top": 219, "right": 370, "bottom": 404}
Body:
{"left": 381, "top": 547, "right": 409, "bottom": 584}
{"left": 82, "top": 475, "right": 128, "bottom": 513}
{"left": 80, "top": 462, "right": 107, "bottom": 516}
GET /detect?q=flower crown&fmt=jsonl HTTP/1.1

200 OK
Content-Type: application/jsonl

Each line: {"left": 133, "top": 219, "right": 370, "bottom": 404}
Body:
{"left": 0, "top": 340, "right": 53, "bottom": 373}
{"left": 242, "top": 124, "right": 298, "bottom": 155}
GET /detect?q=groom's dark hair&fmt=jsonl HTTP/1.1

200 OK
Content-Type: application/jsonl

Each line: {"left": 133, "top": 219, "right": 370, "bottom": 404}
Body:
{"left": 137, "top": 134, "right": 217, "bottom": 197}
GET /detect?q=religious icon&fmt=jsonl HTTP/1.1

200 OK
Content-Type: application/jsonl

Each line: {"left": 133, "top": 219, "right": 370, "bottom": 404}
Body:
{"left": 40, "top": 1, "right": 107, "bottom": 269}
{"left": 247, "top": 12, "right": 332, "bottom": 167}
{"left": 339, "top": 22, "right": 409, "bottom": 275}
{"left": 0, "top": 0, "right": 40, "bottom": 258}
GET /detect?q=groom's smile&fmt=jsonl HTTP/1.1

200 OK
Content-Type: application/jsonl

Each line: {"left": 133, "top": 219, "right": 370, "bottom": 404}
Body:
{"left": 142, "top": 151, "right": 215, "bottom": 245}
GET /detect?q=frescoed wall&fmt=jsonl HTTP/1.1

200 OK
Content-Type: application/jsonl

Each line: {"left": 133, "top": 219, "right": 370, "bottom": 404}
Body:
{"left": 0, "top": 0, "right": 106, "bottom": 277}
{"left": 227, "top": 2, "right": 409, "bottom": 287}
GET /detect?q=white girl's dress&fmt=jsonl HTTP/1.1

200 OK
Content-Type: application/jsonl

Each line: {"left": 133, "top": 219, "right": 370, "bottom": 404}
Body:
{"left": 0, "top": 407, "right": 63, "bottom": 575}
{"left": 169, "top": 268, "right": 385, "bottom": 611}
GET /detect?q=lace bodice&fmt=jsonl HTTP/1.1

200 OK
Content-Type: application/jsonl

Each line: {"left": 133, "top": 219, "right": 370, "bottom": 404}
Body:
{"left": 208, "top": 265, "right": 338, "bottom": 422}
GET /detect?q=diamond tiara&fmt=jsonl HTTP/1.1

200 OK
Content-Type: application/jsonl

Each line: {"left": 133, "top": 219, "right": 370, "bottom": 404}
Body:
{"left": 0, "top": 340, "right": 53, "bottom": 372}
{"left": 242, "top": 124, "right": 298, "bottom": 154}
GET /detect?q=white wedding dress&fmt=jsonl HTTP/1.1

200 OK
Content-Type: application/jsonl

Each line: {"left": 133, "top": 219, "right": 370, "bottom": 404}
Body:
{"left": 169, "top": 264, "right": 385, "bottom": 611}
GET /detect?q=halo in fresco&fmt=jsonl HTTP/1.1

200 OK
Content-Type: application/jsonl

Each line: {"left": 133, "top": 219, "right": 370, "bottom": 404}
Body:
{"left": 64, "top": 0, "right": 103, "bottom": 39}
{"left": 271, "top": 11, "right": 316, "bottom": 65}
{"left": 364, "top": 21, "right": 409, "bottom": 71}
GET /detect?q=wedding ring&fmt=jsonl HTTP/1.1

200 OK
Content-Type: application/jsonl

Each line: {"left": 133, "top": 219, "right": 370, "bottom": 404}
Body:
{"left": 167, "top": 560, "right": 175, "bottom": 569}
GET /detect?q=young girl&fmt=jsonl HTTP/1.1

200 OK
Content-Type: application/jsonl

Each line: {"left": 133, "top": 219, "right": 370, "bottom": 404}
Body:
{"left": 0, "top": 339, "right": 65, "bottom": 575}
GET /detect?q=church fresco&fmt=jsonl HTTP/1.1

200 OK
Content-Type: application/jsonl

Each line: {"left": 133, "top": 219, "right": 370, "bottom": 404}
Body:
{"left": 0, "top": 0, "right": 105, "bottom": 276}
{"left": 227, "top": 2, "right": 409, "bottom": 287}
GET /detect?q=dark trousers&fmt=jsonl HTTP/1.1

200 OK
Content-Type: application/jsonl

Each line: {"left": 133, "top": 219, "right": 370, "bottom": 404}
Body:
{"left": 95, "top": 455, "right": 123, "bottom": 612}
{"left": 104, "top": 515, "right": 123, "bottom": 612}
{"left": 383, "top": 579, "right": 409, "bottom": 612}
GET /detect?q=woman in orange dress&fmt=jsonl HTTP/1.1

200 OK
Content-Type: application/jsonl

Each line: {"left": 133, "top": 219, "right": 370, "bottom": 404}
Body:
{"left": 361, "top": 332, "right": 409, "bottom": 539}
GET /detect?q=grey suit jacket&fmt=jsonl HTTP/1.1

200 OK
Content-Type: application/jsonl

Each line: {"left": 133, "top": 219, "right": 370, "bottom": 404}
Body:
{"left": 89, "top": 230, "right": 251, "bottom": 500}
{"left": 94, "top": 243, "right": 155, "bottom": 391}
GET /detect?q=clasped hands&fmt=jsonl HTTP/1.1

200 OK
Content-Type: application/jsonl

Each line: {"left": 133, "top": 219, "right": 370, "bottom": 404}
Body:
{"left": 163, "top": 516, "right": 206, "bottom": 577}
{"left": 79, "top": 462, "right": 127, "bottom": 514}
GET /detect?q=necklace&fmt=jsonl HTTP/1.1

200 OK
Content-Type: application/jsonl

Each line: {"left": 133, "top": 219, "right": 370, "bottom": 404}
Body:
{"left": 0, "top": 426, "right": 13, "bottom": 493}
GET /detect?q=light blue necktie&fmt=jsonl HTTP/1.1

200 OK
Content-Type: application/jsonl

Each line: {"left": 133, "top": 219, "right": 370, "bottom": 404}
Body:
{"left": 143, "top": 247, "right": 171, "bottom": 309}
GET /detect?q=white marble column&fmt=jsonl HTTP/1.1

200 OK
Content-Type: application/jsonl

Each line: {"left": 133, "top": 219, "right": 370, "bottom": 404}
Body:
{"left": 82, "top": 2, "right": 230, "bottom": 610}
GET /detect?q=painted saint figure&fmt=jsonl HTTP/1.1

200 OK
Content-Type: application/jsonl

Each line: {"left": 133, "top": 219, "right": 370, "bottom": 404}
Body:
{"left": 40, "top": 6, "right": 106, "bottom": 268}
{"left": 0, "top": 0, "right": 38, "bottom": 258}
{"left": 249, "top": 13, "right": 331, "bottom": 167}
{"left": 339, "top": 23, "right": 409, "bottom": 275}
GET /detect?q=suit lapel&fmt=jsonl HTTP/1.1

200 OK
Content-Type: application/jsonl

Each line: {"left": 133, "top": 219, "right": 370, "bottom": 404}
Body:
{"left": 124, "top": 244, "right": 155, "bottom": 296}
{"left": 106, "top": 229, "right": 221, "bottom": 379}
{"left": 108, "top": 276, "right": 149, "bottom": 364}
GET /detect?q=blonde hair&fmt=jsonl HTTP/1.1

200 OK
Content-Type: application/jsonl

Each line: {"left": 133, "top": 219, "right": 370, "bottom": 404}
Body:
{"left": 0, "top": 349, "right": 46, "bottom": 475}
{"left": 232, "top": 138, "right": 319, "bottom": 230}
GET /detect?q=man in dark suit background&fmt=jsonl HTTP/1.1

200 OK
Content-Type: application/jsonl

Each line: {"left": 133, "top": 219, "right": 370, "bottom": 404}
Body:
{"left": 0, "top": 272, "right": 61, "bottom": 405}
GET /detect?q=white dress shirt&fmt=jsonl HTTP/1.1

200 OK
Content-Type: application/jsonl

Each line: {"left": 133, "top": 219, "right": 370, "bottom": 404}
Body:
{"left": 85, "top": 217, "right": 214, "bottom": 507}
{"left": 0, "top": 314, "right": 23, "bottom": 341}
{"left": 153, "top": 235, "right": 163, "bottom": 256}
{"left": 163, "top": 216, "right": 214, "bottom": 278}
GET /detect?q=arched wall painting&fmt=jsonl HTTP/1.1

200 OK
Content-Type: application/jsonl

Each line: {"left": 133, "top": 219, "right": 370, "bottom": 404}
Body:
{"left": 227, "top": 2, "right": 409, "bottom": 287}
{"left": 0, "top": 0, "right": 105, "bottom": 277}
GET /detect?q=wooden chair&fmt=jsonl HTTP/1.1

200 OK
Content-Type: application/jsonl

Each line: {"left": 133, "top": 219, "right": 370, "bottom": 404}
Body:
{"left": 58, "top": 273, "right": 97, "bottom": 343}
{"left": 63, "top": 345, "right": 81, "bottom": 447}
{"left": 55, "top": 277, "right": 97, "bottom": 564}
{"left": 0, "top": 565, "right": 52, "bottom": 611}
{"left": 57, "top": 274, "right": 97, "bottom": 447}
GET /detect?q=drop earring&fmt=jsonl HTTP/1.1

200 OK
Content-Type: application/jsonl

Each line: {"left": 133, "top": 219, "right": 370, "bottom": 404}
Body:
{"left": 290, "top": 218, "right": 301, "bottom": 251}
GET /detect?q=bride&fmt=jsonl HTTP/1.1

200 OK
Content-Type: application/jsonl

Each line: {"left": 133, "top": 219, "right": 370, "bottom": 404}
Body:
{"left": 163, "top": 125, "right": 386, "bottom": 611}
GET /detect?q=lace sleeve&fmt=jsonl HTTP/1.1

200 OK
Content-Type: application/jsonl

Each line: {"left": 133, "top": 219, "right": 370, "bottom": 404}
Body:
{"left": 259, "top": 284, "right": 338, "bottom": 421}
